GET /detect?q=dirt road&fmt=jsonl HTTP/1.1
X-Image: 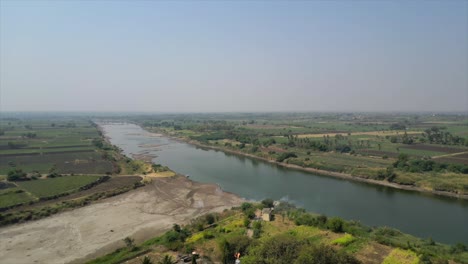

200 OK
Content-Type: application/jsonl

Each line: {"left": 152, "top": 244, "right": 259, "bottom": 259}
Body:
{"left": 0, "top": 176, "right": 243, "bottom": 264}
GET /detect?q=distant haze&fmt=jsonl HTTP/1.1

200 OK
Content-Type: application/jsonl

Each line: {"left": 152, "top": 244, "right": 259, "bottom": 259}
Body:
{"left": 1, "top": 1, "right": 467, "bottom": 113}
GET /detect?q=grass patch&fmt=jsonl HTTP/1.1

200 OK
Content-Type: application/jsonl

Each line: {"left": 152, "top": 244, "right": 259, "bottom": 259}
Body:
{"left": 16, "top": 175, "right": 100, "bottom": 198}
{"left": 332, "top": 233, "right": 357, "bottom": 246}
{"left": 0, "top": 187, "right": 35, "bottom": 208}
{"left": 382, "top": 248, "right": 419, "bottom": 264}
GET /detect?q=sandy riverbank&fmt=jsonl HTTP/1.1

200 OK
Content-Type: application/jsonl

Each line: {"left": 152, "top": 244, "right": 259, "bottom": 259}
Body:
{"left": 0, "top": 175, "right": 244, "bottom": 264}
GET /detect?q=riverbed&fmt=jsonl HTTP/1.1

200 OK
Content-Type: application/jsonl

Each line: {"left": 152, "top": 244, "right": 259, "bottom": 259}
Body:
{"left": 101, "top": 123, "right": 468, "bottom": 244}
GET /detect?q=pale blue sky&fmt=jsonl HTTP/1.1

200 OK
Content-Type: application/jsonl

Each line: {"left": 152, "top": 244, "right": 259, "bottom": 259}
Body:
{"left": 1, "top": 0, "right": 467, "bottom": 112}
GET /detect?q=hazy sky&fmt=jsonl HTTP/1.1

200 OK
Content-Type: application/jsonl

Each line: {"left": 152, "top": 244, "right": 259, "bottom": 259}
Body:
{"left": 1, "top": 0, "right": 467, "bottom": 112}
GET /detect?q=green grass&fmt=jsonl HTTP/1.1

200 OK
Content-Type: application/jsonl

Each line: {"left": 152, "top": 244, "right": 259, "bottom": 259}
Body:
{"left": 382, "top": 248, "right": 419, "bottom": 264}
{"left": 16, "top": 175, "right": 100, "bottom": 198}
{"left": 0, "top": 187, "right": 35, "bottom": 208}
{"left": 332, "top": 233, "right": 357, "bottom": 246}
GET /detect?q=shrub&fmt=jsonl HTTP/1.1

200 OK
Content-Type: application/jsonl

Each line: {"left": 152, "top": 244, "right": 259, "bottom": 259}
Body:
{"left": 276, "top": 152, "right": 297, "bottom": 162}
{"left": 7, "top": 169, "right": 28, "bottom": 181}
{"left": 295, "top": 244, "right": 361, "bottom": 264}
{"left": 261, "top": 198, "right": 274, "bottom": 208}
{"left": 327, "top": 217, "right": 344, "bottom": 233}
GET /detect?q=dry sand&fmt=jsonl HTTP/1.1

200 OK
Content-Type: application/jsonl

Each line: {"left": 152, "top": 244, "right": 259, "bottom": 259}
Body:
{"left": 0, "top": 176, "right": 243, "bottom": 264}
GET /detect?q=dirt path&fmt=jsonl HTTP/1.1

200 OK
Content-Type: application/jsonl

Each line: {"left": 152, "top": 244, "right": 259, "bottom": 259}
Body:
{"left": 432, "top": 151, "right": 468, "bottom": 159}
{"left": 0, "top": 176, "right": 243, "bottom": 264}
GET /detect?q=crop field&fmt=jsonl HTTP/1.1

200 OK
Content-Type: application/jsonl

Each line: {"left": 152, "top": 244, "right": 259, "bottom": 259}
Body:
{"left": 0, "top": 151, "right": 113, "bottom": 174}
{"left": 401, "top": 144, "right": 467, "bottom": 154}
{"left": 296, "top": 130, "right": 422, "bottom": 138}
{"left": 3, "top": 176, "right": 142, "bottom": 213}
{"left": 16, "top": 175, "right": 100, "bottom": 198}
{"left": 0, "top": 117, "right": 115, "bottom": 175}
{"left": 434, "top": 153, "right": 468, "bottom": 165}
{"left": 0, "top": 187, "right": 34, "bottom": 208}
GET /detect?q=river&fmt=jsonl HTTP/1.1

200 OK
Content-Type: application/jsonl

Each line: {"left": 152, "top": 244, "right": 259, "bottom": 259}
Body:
{"left": 101, "top": 123, "right": 468, "bottom": 244}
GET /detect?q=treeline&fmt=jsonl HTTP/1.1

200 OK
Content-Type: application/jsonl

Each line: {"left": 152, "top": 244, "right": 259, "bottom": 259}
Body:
{"left": 393, "top": 154, "right": 468, "bottom": 174}
{"left": 422, "top": 127, "right": 466, "bottom": 146}
{"left": 388, "top": 127, "right": 467, "bottom": 146}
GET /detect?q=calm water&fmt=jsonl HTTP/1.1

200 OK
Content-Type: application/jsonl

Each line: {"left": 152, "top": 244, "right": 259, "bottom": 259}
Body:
{"left": 101, "top": 123, "right": 468, "bottom": 244}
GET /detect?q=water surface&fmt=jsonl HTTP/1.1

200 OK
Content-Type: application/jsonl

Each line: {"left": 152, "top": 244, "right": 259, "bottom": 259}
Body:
{"left": 101, "top": 123, "right": 468, "bottom": 244}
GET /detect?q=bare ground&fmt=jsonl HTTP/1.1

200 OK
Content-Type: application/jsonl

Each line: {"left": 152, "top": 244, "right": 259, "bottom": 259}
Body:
{"left": 0, "top": 176, "right": 244, "bottom": 264}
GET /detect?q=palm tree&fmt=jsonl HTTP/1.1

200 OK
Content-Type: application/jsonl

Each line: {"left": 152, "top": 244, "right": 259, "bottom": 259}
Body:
{"left": 157, "top": 255, "right": 176, "bottom": 264}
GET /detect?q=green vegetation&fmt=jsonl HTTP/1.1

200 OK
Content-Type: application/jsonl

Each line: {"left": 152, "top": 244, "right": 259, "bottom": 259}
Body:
{"left": 0, "top": 116, "right": 150, "bottom": 176}
{"left": 0, "top": 176, "right": 143, "bottom": 226}
{"left": 88, "top": 201, "right": 468, "bottom": 264}
{"left": 0, "top": 187, "right": 34, "bottom": 208}
{"left": 16, "top": 175, "right": 100, "bottom": 198}
{"left": 128, "top": 113, "right": 468, "bottom": 195}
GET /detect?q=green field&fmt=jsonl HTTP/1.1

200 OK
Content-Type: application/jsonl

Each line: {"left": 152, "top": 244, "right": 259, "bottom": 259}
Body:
{"left": 16, "top": 176, "right": 100, "bottom": 198}
{"left": 0, "top": 187, "right": 35, "bottom": 208}
{"left": 0, "top": 116, "right": 117, "bottom": 175}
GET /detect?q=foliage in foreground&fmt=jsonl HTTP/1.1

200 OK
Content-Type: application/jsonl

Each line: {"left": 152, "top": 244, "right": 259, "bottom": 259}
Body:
{"left": 88, "top": 202, "right": 468, "bottom": 264}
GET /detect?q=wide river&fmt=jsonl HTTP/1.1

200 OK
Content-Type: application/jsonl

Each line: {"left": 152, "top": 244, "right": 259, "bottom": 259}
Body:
{"left": 101, "top": 123, "right": 468, "bottom": 244}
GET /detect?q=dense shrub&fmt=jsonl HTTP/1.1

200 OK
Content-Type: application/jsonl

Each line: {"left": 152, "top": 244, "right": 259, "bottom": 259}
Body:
{"left": 7, "top": 169, "right": 28, "bottom": 181}
{"left": 276, "top": 152, "right": 297, "bottom": 162}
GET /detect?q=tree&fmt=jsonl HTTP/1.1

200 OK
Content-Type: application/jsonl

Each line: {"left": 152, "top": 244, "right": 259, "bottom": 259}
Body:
{"left": 261, "top": 198, "right": 274, "bottom": 208}
{"left": 205, "top": 213, "right": 216, "bottom": 225}
{"left": 327, "top": 217, "right": 344, "bottom": 232}
{"left": 157, "top": 255, "right": 176, "bottom": 264}
{"left": 7, "top": 169, "right": 28, "bottom": 181}
{"left": 241, "top": 202, "right": 253, "bottom": 212}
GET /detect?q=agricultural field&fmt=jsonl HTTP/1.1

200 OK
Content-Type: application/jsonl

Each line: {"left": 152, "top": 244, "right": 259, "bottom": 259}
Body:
{"left": 0, "top": 115, "right": 151, "bottom": 220}
{"left": 0, "top": 175, "right": 101, "bottom": 209}
{"left": 0, "top": 116, "right": 116, "bottom": 175}
{"left": 16, "top": 175, "right": 100, "bottom": 198}
{"left": 0, "top": 187, "right": 35, "bottom": 208}
{"left": 132, "top": 112, "right": 468, "bottom": 195}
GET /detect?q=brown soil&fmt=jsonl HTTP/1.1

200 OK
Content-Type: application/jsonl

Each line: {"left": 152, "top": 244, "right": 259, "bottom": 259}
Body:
{"left": 401, "top": 144, "right": 466, "bottom": 153}
{"left": 0, "top": 175, "right": 243, "bottom": 264}
{"left": 358, "top": 149, "right": 399, "bottom": 158}
{"left": 356, "top": 242, "right": 393, "bottom": 264}
{"left": 434, "top": 156, "right": 468, "bottom": 165}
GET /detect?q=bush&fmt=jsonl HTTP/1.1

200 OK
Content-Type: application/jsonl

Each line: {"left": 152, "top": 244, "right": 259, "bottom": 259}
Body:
{"left": 327, "top": 217, "right": 344, "bottom": 233}
{"left": 295, "top": 244, "right": 361, "bottom": 264}
{"left": 276, "top": 152, "right": 297, "bottom": 162}
{"left": 256, "top": 234, "right": 303, "bottom": 263}
{"left": 241, "top": 202, "right": 253, "bottom": 212}
{"left": 7, "top": 169, "right": 28, "bottom": 181}
{"left": 218, "top": 236, "right": 252, "bottom": 264}
{"left": 261, "top": 199, "right": 274, "bottom": 208}
{"left": 205, "top": 213, "right": 215, "bottom": 225}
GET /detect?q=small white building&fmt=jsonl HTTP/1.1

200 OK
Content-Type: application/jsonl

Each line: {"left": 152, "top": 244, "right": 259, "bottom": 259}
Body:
{"left": 261, "top": 208, "right": 273, "bottom": 221}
